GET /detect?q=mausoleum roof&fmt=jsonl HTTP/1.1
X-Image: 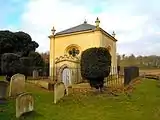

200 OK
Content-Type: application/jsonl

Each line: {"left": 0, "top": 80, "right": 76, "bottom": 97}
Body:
{"left": 55, "top": 23, "right": 96, "bottom": 35}
{"left": 54, "top": 20, "right": 117, "bottom": 42}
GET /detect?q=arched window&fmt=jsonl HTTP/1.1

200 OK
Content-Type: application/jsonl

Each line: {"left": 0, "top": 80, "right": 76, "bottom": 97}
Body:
{"left": 68, "top": 48, "right": 80, "bottom": 57}
{"left": 65, "top": 44, "right": 81, "bottom": 57}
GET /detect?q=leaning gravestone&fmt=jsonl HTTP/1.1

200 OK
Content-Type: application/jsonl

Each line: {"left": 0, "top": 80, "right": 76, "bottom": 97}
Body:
{"left": 16, "top": 92, "right": 34, "bottom": 118}
{"left": 9, "top": 74, "right": 25, "bottom": 97}
{"left": 54, "top": 82, "right": 68, "bottom": 104}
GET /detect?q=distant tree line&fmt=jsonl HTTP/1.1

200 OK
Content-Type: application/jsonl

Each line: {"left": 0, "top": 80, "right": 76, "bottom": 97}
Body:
{"left": 117, "top": 54, "right": 160, "bottom": 69}
{"left": 39, "top": 52, "right": 49, "bottom": 76}
{"left": 0, "top": 30, "right": 48, "bottom": 81}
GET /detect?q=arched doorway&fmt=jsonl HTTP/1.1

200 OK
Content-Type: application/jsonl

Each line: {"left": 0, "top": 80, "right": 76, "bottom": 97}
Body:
{"left": 61, "top": 68, "right": 71, "bottom": 87}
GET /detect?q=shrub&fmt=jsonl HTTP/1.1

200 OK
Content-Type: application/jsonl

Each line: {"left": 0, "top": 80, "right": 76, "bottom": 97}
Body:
{"left": 20, "top": 57, "right": 32, "bottom": 76}
{"left": 80, "top": 47, "right": 111, "bottom": 91}
{"left": 1, "top": 53, "right": 22, "bottom": 81}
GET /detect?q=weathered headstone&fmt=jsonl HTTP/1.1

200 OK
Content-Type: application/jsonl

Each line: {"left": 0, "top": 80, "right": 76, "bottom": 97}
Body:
{"left": 0, "top": 81, "right": 9, "bottom": 102}
{"left": 9, "top": 74, "right": 25, "bottom": 97}
{"left": 54, "top": 82, "right": 68, "bottom": 104}
{"left": 143, "top": 72, "right": 146, "bottom": 78}
{"left": 33, "top": 70, "right": 39, "bottom": 79}
{"left": 16, "top": 93, "right": 34, "bottom": 118}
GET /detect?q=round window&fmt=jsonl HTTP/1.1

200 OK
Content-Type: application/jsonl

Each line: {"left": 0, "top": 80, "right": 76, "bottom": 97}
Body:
{"left": 68, "top": 48, "right": 80, "bottom": 57}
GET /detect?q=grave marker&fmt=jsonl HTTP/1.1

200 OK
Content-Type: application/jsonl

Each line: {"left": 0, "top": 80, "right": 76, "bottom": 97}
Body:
{"left": 9, "top": 74, "right": 25, "bottom": 97}
{"left": 54, "top": 82, "right": 68, "bottom": 104}
{"left": 0, "top": 81, "right": 9, "bottom": 103}
{"left": 16, "top": 92, "right": 34, "bottom": 118}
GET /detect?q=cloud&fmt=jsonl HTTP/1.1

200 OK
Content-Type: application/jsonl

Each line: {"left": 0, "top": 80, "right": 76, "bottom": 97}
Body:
{"left": 11, "top": 0, "right": 160, "bottom": 55}
{"left": 118, "top": 33, "right": 160, "bottom": 56}
{"left": 20, "top": 0, "right": 92, "bottom": 52}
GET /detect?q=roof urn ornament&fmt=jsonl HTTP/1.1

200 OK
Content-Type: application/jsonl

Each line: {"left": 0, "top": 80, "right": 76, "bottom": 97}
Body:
{"left": 112, "top": 31, "right": 116, "bottom": 37}
{"left": 95, "top": 17, "right": 100, "bottom": 28}
{"left": 84, "top": 19, "right": 87, "bottom": 24}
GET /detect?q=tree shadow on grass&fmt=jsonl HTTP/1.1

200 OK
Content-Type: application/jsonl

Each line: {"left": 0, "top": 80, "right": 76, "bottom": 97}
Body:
{"left": 19, "top": 111, "right": 44, "bottom": 120}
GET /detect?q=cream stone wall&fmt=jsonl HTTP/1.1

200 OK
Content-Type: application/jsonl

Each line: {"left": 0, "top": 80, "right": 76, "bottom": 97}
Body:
{"left": 49, "top": 29, "right": 117, "bottom": 80}
{"left": 49, "top": 35, "right": 55, "bottom": 79}
{"left": 101, "top": 33, "right": 117, "bottom": 73}
{"left": 54, "top": 30, "right": 102, "bottom": 58}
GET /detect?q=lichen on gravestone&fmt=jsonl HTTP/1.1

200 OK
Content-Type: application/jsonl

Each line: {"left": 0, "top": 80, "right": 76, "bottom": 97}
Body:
{"left": 9, "top": 73, "right": 25, "bottom": 97}
{"left": 16, "top": 92, "right": 34, "bottom": 118}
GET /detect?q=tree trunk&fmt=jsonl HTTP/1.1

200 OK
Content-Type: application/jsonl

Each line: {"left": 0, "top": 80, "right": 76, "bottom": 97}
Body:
{"left": 89, "top": 77, "right": 105, "bottom": 93}
{"left": 99, "top": 78, "right": 104, "bottom": 93}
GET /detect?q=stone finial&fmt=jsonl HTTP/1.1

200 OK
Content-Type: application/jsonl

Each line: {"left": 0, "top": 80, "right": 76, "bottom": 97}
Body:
{"left": 84, "top": 19, "right": 87, "bottom": 24}
{"left": 51, "top": 26, "right": 56, "bottom": 35}
{"left": 112, "top": 31, "right": 116, "bottom": 37}
{"left": 95, "top": 17, "right": 100, "bottom": 27}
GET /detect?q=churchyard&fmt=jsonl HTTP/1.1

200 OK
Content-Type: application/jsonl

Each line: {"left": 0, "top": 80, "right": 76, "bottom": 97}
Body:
{"left": 1, "top": 20, "right": 160, "bottom": 120}
{"left": 0, "top": 40, "right": 160, "bottom": 120}
{"left": 0, "top": 72, "right": 160, "bottom": 120}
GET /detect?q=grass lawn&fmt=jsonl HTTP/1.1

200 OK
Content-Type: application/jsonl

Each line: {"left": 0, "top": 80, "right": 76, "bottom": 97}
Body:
{"left": 0, "top": 76, "right": 4, "bottom": 81}
{"left": 1, "top": 79, "right": 160, "bottom": 120}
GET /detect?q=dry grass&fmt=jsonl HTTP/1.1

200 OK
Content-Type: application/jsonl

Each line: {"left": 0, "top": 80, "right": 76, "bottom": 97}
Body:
{"left": 140, "top": 69, "right": 160, "bottom": 75}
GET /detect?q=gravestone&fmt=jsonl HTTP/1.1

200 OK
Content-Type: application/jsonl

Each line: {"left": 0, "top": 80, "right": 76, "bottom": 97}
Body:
{"left": 16, "top": 93, "right": 34, "bottom": 118}
{"left": 9, "top": 74, "right": 25, "bottom": 97}
{"left": 54, "top": 82, "right": 68, "bottom": 104}
{"left": 33, "top": 70, "right": 39, "bottom": 79}
{"left": 0, "top": 81, "right": 9, "bottom": 103}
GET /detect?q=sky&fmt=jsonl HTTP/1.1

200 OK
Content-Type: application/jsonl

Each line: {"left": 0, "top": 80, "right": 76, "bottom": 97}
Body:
{"left": 0, "top": 0, "right": 160, "bottom": 56}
